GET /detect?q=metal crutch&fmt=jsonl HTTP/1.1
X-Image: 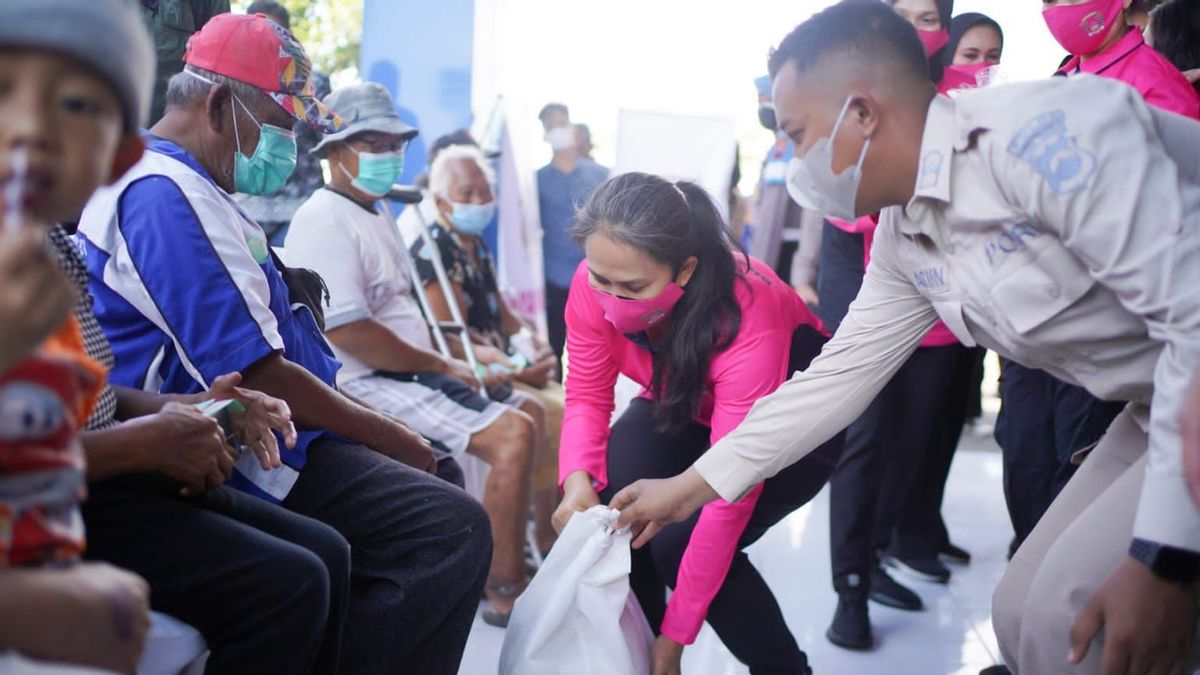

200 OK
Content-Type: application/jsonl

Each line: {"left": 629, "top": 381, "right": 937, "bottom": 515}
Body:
{"left": 384, "top": 186, "right": 549, "bottom": 569}
{"left": 380, "top": 186, "right": 482, "bottom": 383}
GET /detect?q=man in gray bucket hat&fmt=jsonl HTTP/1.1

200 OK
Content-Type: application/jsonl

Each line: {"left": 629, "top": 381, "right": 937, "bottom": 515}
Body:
{"left": 312, "top": 82, "right": 419, "bottom": 158}
{"left": 289, "top": 82, "right": 547, "bottom": 628}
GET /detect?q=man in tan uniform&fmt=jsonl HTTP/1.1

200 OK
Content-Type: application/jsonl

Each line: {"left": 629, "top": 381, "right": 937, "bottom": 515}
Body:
{"left": 612, "top": 3, "right": 1200, "bottom": 674}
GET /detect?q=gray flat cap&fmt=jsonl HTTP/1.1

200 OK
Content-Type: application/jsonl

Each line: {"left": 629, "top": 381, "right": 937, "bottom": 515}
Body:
{"left": 0, "top": 0, "right": 155, "bottom": 130}
{"left": 312, "top": 82, "right": 418, "bottom": 155}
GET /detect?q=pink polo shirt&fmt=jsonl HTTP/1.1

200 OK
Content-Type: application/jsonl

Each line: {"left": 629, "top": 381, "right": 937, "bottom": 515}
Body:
{"left": 560, "top": 255, "right": 823, "bottom": 644}
{"left": 1058, "top": 28, "right": 1200, "bottom": 120}
{"left": 828, "top": 215, "right": 959, "bottom": 347}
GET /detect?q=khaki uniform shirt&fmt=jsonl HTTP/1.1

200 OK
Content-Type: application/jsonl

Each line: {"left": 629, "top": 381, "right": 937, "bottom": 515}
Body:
{"left": 694, "top": 75, "right": 1200, "bottom": 551}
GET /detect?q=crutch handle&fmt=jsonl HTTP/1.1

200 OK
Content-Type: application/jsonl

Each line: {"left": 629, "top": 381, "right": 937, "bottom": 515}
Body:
{"left": 385, "top": 185, "right": 424, "bottom": 204}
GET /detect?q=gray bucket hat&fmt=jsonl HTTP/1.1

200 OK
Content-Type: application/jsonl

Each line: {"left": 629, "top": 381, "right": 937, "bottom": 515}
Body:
{"left": 0, "top": 0, "right": 154, "bottom": 130}
{"left": 312, "top": 82, "right": 418, "bottom": 155}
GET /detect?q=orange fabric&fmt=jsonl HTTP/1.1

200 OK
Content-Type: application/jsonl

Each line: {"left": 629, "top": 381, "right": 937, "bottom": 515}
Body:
{"left": 0, "top": 317, "right": 107, "bottom": 566}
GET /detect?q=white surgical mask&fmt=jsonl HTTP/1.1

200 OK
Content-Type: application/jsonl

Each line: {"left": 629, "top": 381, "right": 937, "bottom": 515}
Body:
{"left": 785, "top": 96, "right": 872, "bottom": 221}
{"left": 545, "top": 126, "right": 576, "bottom": 152}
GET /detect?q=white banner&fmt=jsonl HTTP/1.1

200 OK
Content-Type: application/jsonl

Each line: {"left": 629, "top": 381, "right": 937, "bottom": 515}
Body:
{"left": 614, "top": 109, "right": 737, "bottom": 221}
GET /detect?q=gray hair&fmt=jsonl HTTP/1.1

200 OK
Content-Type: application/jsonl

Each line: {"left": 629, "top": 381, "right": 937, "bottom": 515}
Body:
{"left": 164, "top": 66, "right": 268, "bottom": 113}
{"left": 429, "top": 144, "right": 496, "bottom": 200}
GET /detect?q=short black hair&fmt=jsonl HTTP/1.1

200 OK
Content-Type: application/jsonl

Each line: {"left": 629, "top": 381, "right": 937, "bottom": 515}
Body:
{"left": 768, "top": 0, "right": 928, "bottom": 86}
{"left": 1151, "top": 0, "right": 1200, "bottom": 72}
{"left": 247, "top": 1, "right": 290, "bottom": 29}
{"left": 538, "top": 102, "right": 569, "bottom": 123}
{"left": 429, "top": 129, "right": 478, "bottom": 167}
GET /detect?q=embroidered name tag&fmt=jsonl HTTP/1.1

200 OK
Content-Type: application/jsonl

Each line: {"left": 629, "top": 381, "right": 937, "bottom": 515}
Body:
{"left": 1007, "top": 110, "right": 1096, "bottom": 194}
{"left": 913, "top": 266, "right": 948, "bottom": 293}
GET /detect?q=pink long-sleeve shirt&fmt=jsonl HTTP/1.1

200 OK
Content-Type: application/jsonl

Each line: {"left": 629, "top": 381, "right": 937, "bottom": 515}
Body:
{"left": 560, "top": 256, "right": 823, "bottom": 644}
{"left": 1058, "top": 28, "right": 1200, "bottom": 120}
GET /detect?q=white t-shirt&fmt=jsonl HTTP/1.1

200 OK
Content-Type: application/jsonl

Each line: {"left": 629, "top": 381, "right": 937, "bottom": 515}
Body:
{"left": 286, "top": 188, "right": 433, "bottom": 383}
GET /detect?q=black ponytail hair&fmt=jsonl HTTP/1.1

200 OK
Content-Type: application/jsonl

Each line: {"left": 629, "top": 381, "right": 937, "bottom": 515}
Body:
{"left": 887, "top": 0, "right": 954, "bottom": 84}
{"left": 573, "top": 172, "right": 746, "bottom": 430}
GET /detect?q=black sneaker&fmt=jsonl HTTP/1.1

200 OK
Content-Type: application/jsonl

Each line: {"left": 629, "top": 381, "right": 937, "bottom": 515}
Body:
{"left": 826, "top": 593, "right": 873, "bottom": 651}
{"left": 885, "top": 554, "right": 951, "bottom": 584}
{"left": 869, "top": 565, "right": 924, "bottom": 611}
{"left": 940, "top": 541, "right": 972, "bottom": 566}
{"left": 979, "top": 666, "right": 1011, "bottom": 675}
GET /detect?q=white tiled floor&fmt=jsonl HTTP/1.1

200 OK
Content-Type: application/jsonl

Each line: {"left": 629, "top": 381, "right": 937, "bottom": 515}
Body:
{"left": 459, "top": 426, "right": 1013, "bottom": 675}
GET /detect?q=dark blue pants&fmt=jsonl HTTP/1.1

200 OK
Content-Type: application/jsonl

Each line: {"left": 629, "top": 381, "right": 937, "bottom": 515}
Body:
{"left": 813, "top": 220, "right": 864, "bottom": 334}
{"left": 83, "top": 482, "right": 349, "bottom": 675}
{"left": 994, "top": 360, "right": 1125, "bottom": 551}
{"left": 283, "top": 439, "right": 492, "bottom": 675}
{"left": 545, "top": 282, "right": 570, "bottom": 370}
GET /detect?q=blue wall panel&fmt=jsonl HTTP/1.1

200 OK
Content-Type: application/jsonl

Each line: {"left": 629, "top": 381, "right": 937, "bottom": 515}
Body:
{"left": 360, "top": 0, "right": 475, "bottom": 185}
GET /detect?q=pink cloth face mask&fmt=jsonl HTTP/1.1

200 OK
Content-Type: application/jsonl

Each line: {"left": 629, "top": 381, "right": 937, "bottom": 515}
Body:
{"left": 945, "top": 61, "right": 996, "bottom": 86}
{"left": 1043, "top": 0, "right": 1124, "bottom": 56}
{"left": 591, "top": 283, "right": 685, "bottom": 335}
{"left": 918, "top": 28, "right": 950, "bottom": 57}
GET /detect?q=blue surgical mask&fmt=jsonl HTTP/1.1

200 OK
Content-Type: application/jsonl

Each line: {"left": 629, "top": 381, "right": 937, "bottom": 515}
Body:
{"left": 448, "top": 200, "right": 496, "bottom": 235}
{"left": 785, "top": 96, "right": 871, "bottom": 221}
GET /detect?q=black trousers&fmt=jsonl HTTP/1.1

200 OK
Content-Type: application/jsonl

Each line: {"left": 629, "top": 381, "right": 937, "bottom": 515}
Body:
{"left": 545, "top": 282, "right": 570, "bottom": 371}
{"left": 965, "top": 347, "right": 988, "bottom": 421}
{"left": 600, "top": 327, "right": 842, "bottom": 675}
{"left": 83, "top": 482, "right": 349, "bottom": 675}
{"left": 888, "top": 344, "right": 980, "bottom": 560}
{"left": 602, "top": 400, "right": 840, "bottom": 674}
{"left": 994, "top": 361, "right": 1125, "bottom": 550}
{"left": 282, "top": 438, "right": 492, "bottom": 675}
{"left": 829, "top": 344, "right": 961, "bottom": 591}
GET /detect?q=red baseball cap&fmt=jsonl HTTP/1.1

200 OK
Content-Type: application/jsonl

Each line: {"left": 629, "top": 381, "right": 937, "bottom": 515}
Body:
{"left": 184, "top": 13, "right": 343, "bottom": 132}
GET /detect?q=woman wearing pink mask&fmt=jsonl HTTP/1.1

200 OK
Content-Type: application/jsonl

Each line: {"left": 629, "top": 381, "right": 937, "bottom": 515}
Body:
{"left": 555, "top": 172, "right": 837, "bottom": 675}
{"left": 890, "top": 0, "right": 977, "bottom": 92}
{"left": 1045, "top": 0, "right": 1200, "bottom": 118}
{"left": 946, "top": 12, "right": 1004, "bottom": 83}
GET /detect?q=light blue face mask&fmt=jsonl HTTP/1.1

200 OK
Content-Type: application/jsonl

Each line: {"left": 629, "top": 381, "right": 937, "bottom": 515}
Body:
{"left": 448, "top": 200, "right": 497, "bottom": 235}
{"left": 230, "top": 93, "right": 297, "bottom": 196}
{"left": 338, "top": 148, "right": 405, "bottom": 198}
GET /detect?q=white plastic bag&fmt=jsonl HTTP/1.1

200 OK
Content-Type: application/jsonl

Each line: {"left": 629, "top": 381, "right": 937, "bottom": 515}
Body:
{"left": 499, "top": 506, "right": 654, "bottom": 675}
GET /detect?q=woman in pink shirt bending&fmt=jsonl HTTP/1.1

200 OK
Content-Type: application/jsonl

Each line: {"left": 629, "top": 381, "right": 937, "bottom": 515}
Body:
{"left": 554, "top": 172, "right": 840, "bottom": 675}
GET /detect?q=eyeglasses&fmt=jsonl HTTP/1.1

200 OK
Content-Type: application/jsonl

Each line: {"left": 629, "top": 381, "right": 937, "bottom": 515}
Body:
{"left": 349, "top": 136, "right": 409, "bottom": 154}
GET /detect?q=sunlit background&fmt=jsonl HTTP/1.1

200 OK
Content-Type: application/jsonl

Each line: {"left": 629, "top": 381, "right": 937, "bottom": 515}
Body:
{"left": 473, "top": 0, "right": 1066, "bottom": 187}
{"left": 235, "top": 0, "right": 1067, "bottom": 188}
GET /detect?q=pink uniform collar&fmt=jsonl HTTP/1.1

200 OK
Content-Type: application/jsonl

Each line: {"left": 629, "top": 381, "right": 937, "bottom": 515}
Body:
{"left": 1059, "top": 28, "right": 1145, "bottom": 77}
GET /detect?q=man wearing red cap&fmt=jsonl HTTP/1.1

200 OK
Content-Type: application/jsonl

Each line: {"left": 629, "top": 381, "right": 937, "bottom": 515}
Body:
{"left": 78, "top": 14, "right": 492, "bottom": 675}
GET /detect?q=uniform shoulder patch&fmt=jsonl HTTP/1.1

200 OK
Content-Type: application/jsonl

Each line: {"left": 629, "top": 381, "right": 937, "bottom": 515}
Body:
{"left": 1006, "top": 110, "right": 1096, "bottom": 194}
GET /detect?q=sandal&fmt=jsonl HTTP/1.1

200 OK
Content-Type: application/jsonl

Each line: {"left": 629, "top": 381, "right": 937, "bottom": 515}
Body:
{"left": 482, "top": 579, "right": 527, "bottom": 628}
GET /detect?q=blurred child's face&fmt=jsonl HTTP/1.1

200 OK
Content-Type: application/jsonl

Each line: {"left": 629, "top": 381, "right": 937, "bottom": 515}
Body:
{"left": 0, "top": 50, "right": 125, "bottom": 225}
